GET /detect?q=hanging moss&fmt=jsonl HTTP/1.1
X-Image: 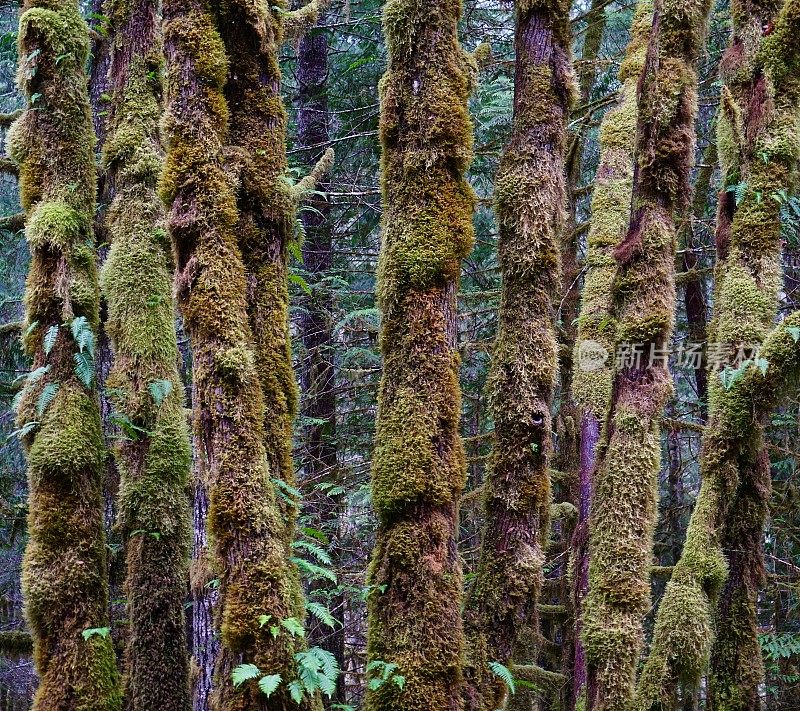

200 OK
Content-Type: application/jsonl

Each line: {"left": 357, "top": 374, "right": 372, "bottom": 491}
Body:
{"left": 460, "top": 3, "right": 574, "bottom": 711}
{"left": 11, "top": 1, "right": 121, "bottom": 709}
{"left": 97, "top": 1, "right": 192, "bottom": 709}
{"left": 364, "top": 1, "right": 476, "bottom": 710}
{"left": 572, "top": 0, "right": 652, "bottom": 420}
{"left": 634, "top": 2, "right": 800, "bottom": 708}
{"left": 582, "top": 0, "right": 713, "bottom": 708}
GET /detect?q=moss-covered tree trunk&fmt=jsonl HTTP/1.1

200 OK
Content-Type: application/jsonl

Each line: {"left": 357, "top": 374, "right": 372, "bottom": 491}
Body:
{"left": 98, "top": 1, "right": 192, "bottom": 709}
{"left": 581, "top": 0, "right": 711, "bottom": 708}
{"left": 635, "top": 2, "right": 800, "bottom": 708}
{"left": 161, "top": 1, "right": 321, "bottom": 708}
{"left": 708, "top": 4, "right": 800, "bottom": 707}
{"left": 10, "top": 1, "right": 121, "bottom": 708}
{"left": 461, "top": 3, "right": 573, "bottom": 710}
{"left": 215, "top": 0, "right": 329, "bottom": 539}
{"left": 364, "top": 0, "right": 476, "bottom": 708}
{"left": 569, "top": 5, "right": 652, "bottom": 706}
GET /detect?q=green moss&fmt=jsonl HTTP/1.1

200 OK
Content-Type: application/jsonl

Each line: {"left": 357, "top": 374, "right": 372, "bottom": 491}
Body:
{"left": 583, "top": 0, "right": 712, "bottom": 707}
{"left": 365, "top": 1, "right": 479, "bottom": 709}
{"left": 636, "top": 3, "right": 800, "bottom": 706}
{"left": 162, "top": 1, "right": 322, "bottom": 708}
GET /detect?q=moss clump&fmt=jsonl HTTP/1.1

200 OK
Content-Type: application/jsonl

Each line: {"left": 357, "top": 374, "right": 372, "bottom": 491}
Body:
{"left": 98, "top": 2, "right": 193, "bottom": 709}
{"left": 364, "top": 1, "right": 476, "bottom": 710}
{"left": 13, "top": 2, "right": 121, "bottom": 708}
{"left": 461, "top": 3, "right": 574, "bottom": 711}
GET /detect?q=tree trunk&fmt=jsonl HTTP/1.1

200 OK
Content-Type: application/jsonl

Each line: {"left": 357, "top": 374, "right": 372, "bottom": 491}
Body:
{"left": 99, "top": 1, "right": 193, "bottom": 709}
{"left": 295, "top": 8, "right": 347, "bottom": 706}
{"left": 161, "top": 2, "right": 320, "bottom": 708}
{"left": 461, "top": 4, "right": 573, "bottom": 711}
{"left": 635, "top": 2, "right": 800, "bottom": 708}
{"left": 364, "top": 0, "right": 476, "bottom": 708}
{"left": 11, "top": 1, "right": 121, "bottom": 707}
{"left": 582, "top": 0, "right": 712, "bottom": 707}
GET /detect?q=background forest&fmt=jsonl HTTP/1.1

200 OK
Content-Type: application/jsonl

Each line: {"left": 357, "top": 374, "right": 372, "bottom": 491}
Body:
{"left": 0, "top": 0, "right": 798, "bottom": 710}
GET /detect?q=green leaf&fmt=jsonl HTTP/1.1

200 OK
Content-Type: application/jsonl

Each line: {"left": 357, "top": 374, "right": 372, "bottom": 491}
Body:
{"left": 269, "top": 625, "right": 280, "bottom": 639}
{"left": 489, "top": 661, "right": 516, "bottom": 695}
{"left": 43, "top": 325, "right": 58, "bottom": 355}
{"left": 8, "top": 421, "right": 38, "bottom": 441}
{"left": 755, "top": 358, "right": 769, "bottom": 376}
{"left": 36, "top": 382, "right": 60, "bottom": 417}
{"left": 258, "top": 614, "right": 272, "bottom": 628}
{"left": 367, "top": 678, "right": 384, "bottom": 691}
{"left": 291, "top": 556, "right": 337, "bottom": 584}
{"left": 148, "top": 379, "right": 173, "bottom": 407}
{"left": 306, "top": 601, "right": 337, "bottom": 629}
{"left": 71, "top": 316, "right": 95, "bottom": 356}
{"left": 280, "top": 617, "right": 306, "bottom": 638}
{"left": 231, "top": 663, "right": 261, "bottom": 687}
{"left": 392, "top": 675, "right": 406, "bottom": 690}
{"left": 787, "top": 327, "right": 800, "bottom": 343}
{"left": 82, "top": 627, "right": 111, "bottom": 641}
{"left": 289, "top": 272, "right": 312, "bottom": 295}
{"left": 26, "top": 365, "right": 49, "bottom": 385}
{"left": 258, "top": 674, "right": 281, "bottom": 697}
{"left": 74, "top": 351, "right": 95, "bottom": 388}
{"left": 288, "top": 680, "right": 305, "bottom": 703}
{"left": 293, "top": 540, "right": 332, "bottom": 565}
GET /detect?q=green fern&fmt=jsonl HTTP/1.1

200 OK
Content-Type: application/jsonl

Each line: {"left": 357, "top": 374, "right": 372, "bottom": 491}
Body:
{"left": 147, "top": 379, "right": 173, "bottom": 407}
{"left": 488, "top": 661, "right": 516, "bottom": 695}
{"left": 43, "top": 324, "right": 58, "bottom": 355}
{"left": 306, "top": 601, "right": 337, "bottom": 629}
{"left": 292, "top": 540, "right": 332, "bottom": 565}
{"left": 36, "top": 382, "right": 59, "bottom": 417}
{"left": 231, "top": 663, "right": 261, "bottom": 687}
{"left": 258, "top": 674, "right": 282, "bottom": 697}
